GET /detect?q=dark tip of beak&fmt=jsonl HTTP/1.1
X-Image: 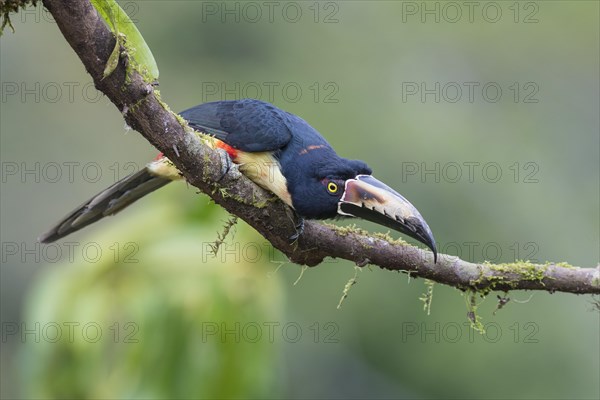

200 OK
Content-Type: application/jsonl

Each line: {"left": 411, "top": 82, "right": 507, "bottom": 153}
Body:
{"left": 338, "top": 175, "right": 438, "bottom": 263}
{"left": 405, "top": 216, "right": 437, "bottom": 263}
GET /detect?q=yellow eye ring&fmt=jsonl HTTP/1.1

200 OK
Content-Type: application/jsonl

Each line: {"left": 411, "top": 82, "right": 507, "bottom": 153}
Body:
{"left": 327, "top": 182, "right": 338, "bottom": 194}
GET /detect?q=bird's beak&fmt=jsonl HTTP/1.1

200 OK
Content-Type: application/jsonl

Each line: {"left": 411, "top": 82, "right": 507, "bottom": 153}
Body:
{"left": 338, "top": 175, "right": 437, "bottom": 263}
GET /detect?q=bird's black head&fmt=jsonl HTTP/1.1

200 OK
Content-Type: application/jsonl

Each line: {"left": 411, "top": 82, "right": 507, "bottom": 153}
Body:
{"left": 289, "top": 156, "right": 372, "bottom": 220}
{"left": 286, "top": 154, "right": 437, "bottom": 262}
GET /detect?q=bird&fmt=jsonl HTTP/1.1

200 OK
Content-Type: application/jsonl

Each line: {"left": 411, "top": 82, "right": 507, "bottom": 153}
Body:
{"left": 39, "top": 99, "right": 437, "bottom": 262}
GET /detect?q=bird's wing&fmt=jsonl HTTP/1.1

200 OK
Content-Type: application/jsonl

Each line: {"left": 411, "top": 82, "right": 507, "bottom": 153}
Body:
{"left": 179, "top": 99, "right": 293, "bottom": 152}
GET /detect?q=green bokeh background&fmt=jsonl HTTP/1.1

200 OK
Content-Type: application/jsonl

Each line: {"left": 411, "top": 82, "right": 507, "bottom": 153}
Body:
{"left": 1, "top": 1, "right": 598, "bottom": 399}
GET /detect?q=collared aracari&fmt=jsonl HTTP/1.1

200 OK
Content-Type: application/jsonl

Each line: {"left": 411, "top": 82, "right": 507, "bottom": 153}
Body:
{"left": 40, "top": 99, "right": 437, "bottom": 261}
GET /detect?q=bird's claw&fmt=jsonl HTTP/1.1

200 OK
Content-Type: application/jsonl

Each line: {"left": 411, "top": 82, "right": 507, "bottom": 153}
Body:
{"left": 216, "top": 148, "right": 233, "bottom": 181}
{"left": 288, "top": 217, "right": 305, "bottom": 243}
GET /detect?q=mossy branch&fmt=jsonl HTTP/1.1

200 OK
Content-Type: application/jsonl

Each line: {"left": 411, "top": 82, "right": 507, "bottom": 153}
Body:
{"left": 40, "top": 0, "right": 599, "bottom": 296}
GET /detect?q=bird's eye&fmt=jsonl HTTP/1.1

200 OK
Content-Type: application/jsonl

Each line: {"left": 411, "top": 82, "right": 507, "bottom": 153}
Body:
{"left": 327, "top": 181, "right": 339, "bottom": 194}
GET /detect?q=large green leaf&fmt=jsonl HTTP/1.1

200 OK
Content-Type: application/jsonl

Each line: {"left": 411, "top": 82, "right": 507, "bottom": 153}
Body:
{"left": 91, "top": 0, "right": 159, "bottom": 81}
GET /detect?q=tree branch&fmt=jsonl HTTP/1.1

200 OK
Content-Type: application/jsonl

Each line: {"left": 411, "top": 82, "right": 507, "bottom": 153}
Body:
{"left": 41, "top": 0, "right": 599, "bottom": 296}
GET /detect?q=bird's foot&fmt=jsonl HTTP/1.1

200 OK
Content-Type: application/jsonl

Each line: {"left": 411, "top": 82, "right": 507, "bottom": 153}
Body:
{"left": 216, "top": 148, "right": 233, "bottom": 181}
{"left": 288, "top": 217, "right": 305, "bottom": 243}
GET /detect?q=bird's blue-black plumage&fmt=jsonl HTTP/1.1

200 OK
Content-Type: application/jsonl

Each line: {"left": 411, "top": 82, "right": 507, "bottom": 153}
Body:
{"left": 180, "top": 99, "right": 293, "bottom": 152}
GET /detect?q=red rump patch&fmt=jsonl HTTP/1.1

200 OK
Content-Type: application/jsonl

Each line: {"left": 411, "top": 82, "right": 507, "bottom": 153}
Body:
{"left": 215, "top": 140, "right": 239, "bottom": 160}
{"left": 154, "top": 152, "right": 164, "bottom": 161}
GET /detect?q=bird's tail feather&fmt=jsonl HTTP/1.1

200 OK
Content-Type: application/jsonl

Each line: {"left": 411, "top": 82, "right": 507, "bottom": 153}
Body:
{"left": 39, "top": 167, "right": 171, "bottom": 243}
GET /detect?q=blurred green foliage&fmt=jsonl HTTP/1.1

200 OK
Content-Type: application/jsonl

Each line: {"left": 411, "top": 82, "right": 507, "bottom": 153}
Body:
{"left": 20, "top": 191, "right": 283, "bottom": 398}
